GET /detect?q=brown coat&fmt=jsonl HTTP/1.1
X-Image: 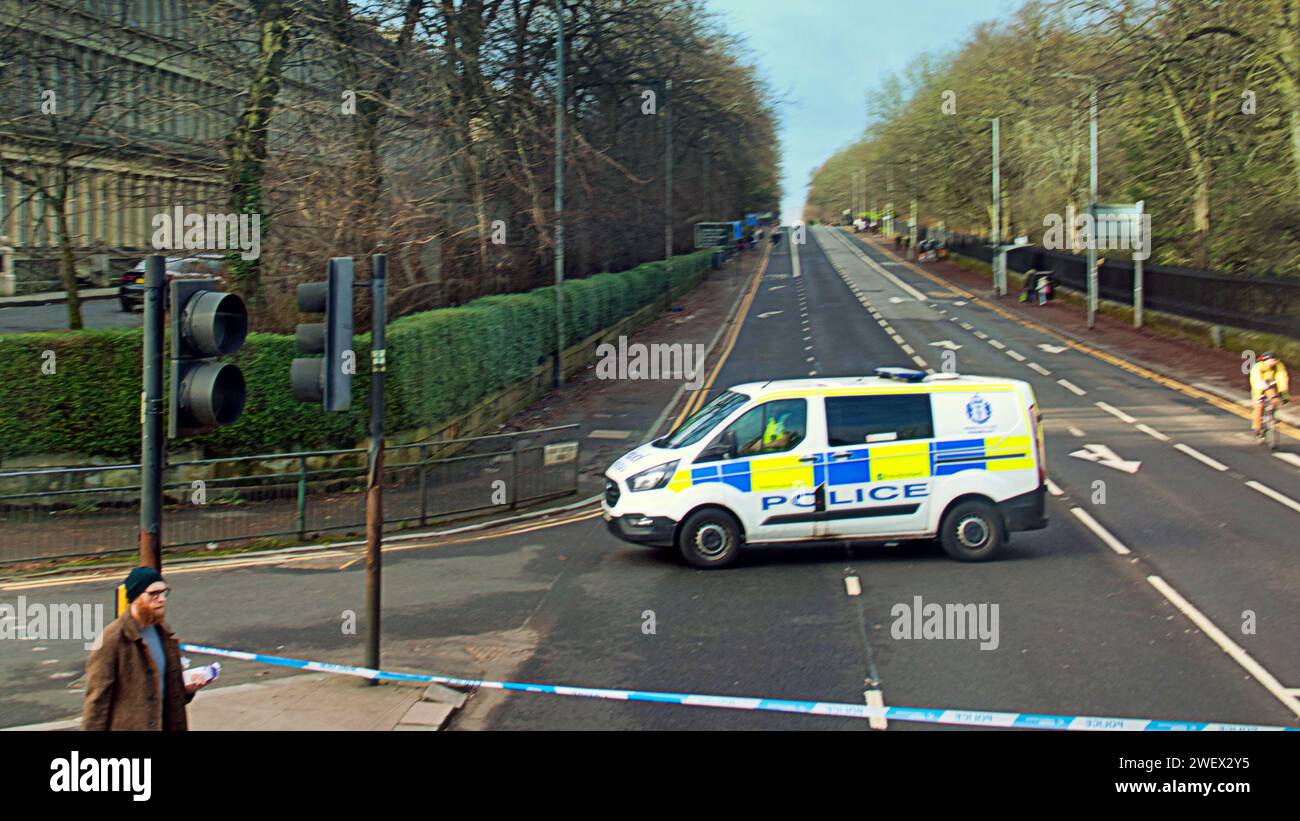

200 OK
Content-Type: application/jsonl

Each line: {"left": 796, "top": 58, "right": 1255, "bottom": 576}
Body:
{"left": 81, "top": 611, "right": 192, "bottom": 731}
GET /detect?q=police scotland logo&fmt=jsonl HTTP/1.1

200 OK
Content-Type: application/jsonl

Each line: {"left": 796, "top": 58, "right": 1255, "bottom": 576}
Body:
{"left": 966, "top": 394, "right": 993, "bottom": 425}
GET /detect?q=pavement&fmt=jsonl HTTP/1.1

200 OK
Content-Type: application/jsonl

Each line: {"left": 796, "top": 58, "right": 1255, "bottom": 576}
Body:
{"left": 3, "top": 674, "right": 460, "bottom": 732}
{"left": 2, "top": 231, "right": 1297, "bottom": 733}
{"left": 0, "top": 288, "right": 133, "bottom": 334}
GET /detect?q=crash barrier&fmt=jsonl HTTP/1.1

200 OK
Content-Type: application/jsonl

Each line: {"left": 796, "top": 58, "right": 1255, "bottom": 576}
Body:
{"left": 942, "top": 232, "right": 1299, "bottom": 338}
{"left": 181, "top": 643, "right": 1297, "bottom": 731}
{"left": 0, "top": 425, "right": 580, "bottom": 563}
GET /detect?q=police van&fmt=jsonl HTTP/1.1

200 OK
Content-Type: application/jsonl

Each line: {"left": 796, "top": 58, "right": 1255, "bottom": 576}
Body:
{"left": 603, "top": 368, "right": 1047, "bottom": 568}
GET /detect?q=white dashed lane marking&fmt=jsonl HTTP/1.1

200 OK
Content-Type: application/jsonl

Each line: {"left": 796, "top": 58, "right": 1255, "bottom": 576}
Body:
{"left": 1070, "top": 507, "right": 1131, "bottom": 556}
{"left": 1174, "top": 443, "right": 1229, "bottom": 472}
{"left": 1245, "top": 480, "right": 1300, "bottom": 515}
{"left": 1057, "top": 379, "right": 1087, "bottom": 396}
{"left": 1135, "top": 423, "right": 1169, "bottom": 442}
{"left": 1096, "top": 401, "right": 1138, "bottom": 424}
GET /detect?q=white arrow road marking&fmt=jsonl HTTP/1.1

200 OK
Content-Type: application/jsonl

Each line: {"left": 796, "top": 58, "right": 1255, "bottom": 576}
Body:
{"left": 1057, "top": 379, "right": 1087, "bottom": 396}
{"left": 1174, "top": 443, "right": 1228, "bottom": 472}
{"left": 1038, "top": 343, "right": 1068, "bottom": 354}
{"left": 929, "top": 340, "right": 962, "bottom": 350}
{"left": 757, "top": 311, "right": 783, "bottom": 319}
{"left": 1273, "top": 453, "right": 1300, "bottom": 470}
{"left": 1071, "top": 508, "right": 1131, "bottom": 555}
{"left": 1095, "top": 401, "right": 1138, "bottom": 424}
{"left": 1069, "top": 444, "right": 1141, "bottom": 473}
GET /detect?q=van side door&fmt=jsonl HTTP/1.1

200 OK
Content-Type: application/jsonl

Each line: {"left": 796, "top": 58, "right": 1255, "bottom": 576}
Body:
{"left": 692, "top": 398, "right": 822, "bottom": 542}
{"left": 818, "top": 392, "right": 934, "bottom": 538}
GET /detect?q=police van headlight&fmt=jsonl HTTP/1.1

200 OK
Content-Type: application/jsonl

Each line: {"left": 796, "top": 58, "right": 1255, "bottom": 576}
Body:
{"left": 628, "top": 460, "right": 679, "bottom": 492}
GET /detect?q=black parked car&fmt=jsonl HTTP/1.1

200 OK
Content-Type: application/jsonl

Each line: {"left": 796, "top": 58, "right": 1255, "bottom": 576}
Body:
{"left": 118, "top": 255, "right": 227, "bottom": 312}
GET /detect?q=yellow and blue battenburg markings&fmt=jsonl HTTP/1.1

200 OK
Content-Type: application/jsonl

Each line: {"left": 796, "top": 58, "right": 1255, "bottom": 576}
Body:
{"left": 666, "top": 435, "right": 1033, "bottom": 493}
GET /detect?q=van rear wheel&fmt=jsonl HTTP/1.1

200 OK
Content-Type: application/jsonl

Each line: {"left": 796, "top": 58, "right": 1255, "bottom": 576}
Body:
{"left": 677, "top": 509, "right": 743, "bottom": 569}
{"left": 939, "top": 500, "right": 1003, "bottom": 562}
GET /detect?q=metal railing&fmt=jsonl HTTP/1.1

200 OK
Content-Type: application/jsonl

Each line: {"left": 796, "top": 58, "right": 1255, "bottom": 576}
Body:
{"left": 0, "top": 425, "right": 581, "bottom": 564}
{"left": 942, "top": 232, "right": 1300, "bottom": 337}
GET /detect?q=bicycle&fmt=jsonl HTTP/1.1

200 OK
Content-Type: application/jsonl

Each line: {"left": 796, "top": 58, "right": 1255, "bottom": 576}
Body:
{"left": 1258, "top": 380, "right": 1281, "bottom": 451}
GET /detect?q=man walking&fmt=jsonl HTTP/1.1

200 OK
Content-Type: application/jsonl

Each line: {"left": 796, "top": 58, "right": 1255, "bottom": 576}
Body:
{"left": 82, "top": 567, "right": 207, "bottom": 731}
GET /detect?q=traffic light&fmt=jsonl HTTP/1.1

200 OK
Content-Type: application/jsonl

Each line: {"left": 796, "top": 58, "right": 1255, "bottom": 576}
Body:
{"left": 291, "top": 257, "right": 353, "bottom": 411}
{"left": 168, "top": 279, "right": 248, "bottom": 437}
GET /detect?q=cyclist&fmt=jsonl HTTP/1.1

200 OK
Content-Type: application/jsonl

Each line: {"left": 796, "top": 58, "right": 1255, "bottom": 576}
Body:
{"left": 1250, "top": 351, "right": 1290, "bottom": 439}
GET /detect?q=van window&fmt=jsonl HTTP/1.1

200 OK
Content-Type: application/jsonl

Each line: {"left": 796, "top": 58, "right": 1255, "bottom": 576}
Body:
{"left": 700, "top": 399, "right": 806, "bottom": 461}
{"left": 826, "top": 394, "right": 933, "bottom": 445}
{"left": 658, "top": 390, "right": 749, "bottom": 449}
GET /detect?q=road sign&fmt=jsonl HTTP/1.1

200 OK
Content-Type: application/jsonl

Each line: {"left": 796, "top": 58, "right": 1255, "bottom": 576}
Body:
{"left": 694, "top": 221, "right": 736, "bottom": 249}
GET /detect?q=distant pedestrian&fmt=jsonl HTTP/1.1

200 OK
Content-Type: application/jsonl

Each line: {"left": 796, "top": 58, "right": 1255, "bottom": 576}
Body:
{"left": 1021, "top": 270, "right": 1038, "bottom": 303}
{"left": 82, "top": 567, "right": 208, "bottom": 731}
{"left": 1037, "top": 272, "right": 1052, "bottom": 305}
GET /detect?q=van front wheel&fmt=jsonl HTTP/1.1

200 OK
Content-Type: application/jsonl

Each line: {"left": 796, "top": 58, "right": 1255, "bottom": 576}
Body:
{"left": 677, "top": 509, "right": 743, "bottom": 569}
{"left": 939, "top": 500, "right": 1003, "bottom": 562}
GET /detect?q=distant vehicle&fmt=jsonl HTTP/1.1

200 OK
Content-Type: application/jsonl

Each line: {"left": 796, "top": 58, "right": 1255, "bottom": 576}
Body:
{"left": 603, "top": 368, "right": 1048, "bottom": 568}
{"left": 118, "top": 255, "right": 227, "bottom": 312}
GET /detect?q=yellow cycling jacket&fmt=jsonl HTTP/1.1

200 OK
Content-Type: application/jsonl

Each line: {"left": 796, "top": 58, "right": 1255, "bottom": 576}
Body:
{"left": 1250, "top": 360, "right": 1290, "bottom": 398}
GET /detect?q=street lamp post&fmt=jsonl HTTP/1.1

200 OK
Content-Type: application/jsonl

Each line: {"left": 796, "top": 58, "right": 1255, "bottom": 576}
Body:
{"left": 553, "top": 0, "right": 565, "bottom": 386}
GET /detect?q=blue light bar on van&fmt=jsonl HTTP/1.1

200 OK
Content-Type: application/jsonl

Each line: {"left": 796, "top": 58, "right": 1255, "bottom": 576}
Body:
{"left": 874, "top": 367, "right": 927, "bottom": 382}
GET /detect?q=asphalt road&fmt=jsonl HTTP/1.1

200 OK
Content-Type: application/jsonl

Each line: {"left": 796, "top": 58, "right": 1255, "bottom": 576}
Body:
{"left": 0, "top": 296, "right": 137, "bottom": 333}
{"left": 1, "top": 229, "right": 1296, "bottom": 731}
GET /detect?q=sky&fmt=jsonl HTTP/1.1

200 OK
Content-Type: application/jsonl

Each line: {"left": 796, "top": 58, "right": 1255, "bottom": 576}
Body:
{"left": 704, "top": 0, "right": 1017, "bottom": 224}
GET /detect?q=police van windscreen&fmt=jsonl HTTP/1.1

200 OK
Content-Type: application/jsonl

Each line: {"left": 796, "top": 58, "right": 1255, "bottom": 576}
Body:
{"left": 656, "top": 390, "right": 749, "bottom": 449}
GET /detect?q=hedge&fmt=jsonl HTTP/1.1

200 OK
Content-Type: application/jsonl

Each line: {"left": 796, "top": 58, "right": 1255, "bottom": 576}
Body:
{"left": 0, "top": 250, "right": 713, "bottom": 459}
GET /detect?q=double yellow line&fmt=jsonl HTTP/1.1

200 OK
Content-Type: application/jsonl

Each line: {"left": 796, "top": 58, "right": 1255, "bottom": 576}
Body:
{"left": 669, "top": 245, "right": 772, "bottom": 430}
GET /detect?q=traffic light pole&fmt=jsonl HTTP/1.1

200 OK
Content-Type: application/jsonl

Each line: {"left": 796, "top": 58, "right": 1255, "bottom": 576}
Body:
{"left": 365, "top": 254, "right": 387, "bottom": 678}
{"left": 140, "top": 255, "right": 165, "bottom": 570}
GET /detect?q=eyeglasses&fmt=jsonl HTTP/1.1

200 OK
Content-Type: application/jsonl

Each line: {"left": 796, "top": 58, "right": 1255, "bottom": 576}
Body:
{"left": 141, "top": 588, "right": 170, "bottom": 600}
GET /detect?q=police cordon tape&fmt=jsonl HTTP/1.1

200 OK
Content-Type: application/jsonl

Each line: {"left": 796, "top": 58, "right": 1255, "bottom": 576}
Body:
{"left": 180, "top": 643, "right": 1297, "bottom": 731}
